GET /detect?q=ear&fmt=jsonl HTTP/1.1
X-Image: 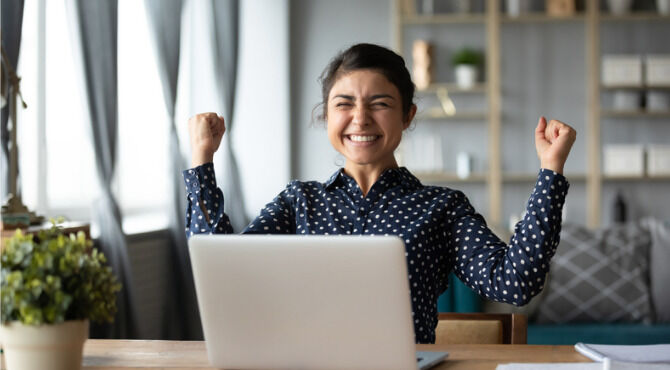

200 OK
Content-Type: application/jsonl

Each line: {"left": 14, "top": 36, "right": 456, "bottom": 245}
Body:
{"left": 403, "top": 104, "right": 417, "bottom": 130}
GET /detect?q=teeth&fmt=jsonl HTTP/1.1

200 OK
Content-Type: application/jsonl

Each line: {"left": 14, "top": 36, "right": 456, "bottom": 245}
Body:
{"left": 349, "top": 135, "right": 377, "bottom": 142}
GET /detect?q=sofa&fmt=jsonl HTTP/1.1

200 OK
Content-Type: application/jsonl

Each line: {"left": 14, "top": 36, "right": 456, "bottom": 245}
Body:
{"left": 438, "top": 218, "right": 670, "bottom": 345}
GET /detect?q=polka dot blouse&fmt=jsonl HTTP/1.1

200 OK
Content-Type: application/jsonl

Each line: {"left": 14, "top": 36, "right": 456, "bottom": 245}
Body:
{"left": 183, "top": 163, "right": 569, "bottom": 344}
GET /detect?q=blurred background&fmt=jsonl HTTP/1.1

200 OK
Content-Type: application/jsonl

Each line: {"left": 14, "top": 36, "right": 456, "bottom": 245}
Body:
{"left": 2, "top": 0, "right": 669, "bottom": 343}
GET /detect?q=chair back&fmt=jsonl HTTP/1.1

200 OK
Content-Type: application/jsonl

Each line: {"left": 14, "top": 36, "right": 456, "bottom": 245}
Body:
{"left": 435, "top": 313, "right": 527, "bottom": 344}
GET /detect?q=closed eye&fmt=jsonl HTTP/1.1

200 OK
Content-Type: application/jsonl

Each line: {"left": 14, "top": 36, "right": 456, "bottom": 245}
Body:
{"left": 370, "top": 101, "right": 392, "bottom": 109}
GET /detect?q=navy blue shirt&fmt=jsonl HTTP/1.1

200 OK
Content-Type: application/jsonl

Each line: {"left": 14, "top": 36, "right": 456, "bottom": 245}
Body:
{"left": 183, "top": 163, "right": 569, "bottom": 343}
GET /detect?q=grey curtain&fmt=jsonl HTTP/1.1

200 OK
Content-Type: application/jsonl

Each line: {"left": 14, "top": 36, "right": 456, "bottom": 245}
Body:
{"left": 1, "top": 0, "right": 25, "bottom": 203}
{"left": 144, "top": 0, "right": 202, "bottom": 340}
{"left": 66, "top": 0, "right": 137, "bottom": 339}
{"left": 212, "top": 0, "right": 247, "bottom": 232}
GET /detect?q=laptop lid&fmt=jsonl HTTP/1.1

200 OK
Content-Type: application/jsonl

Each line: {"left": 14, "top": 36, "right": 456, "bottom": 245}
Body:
{"left": 188, "top": 234, "right": 419, "bottom": 370}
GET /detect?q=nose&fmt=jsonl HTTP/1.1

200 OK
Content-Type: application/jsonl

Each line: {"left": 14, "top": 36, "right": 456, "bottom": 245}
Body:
{"left": 351, "top": 105, "right": 369, "bottom": 126}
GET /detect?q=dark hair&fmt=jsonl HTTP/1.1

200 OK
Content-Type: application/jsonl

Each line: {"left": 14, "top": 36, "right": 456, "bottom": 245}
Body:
{"left": 317, "top": 43, "right": 415, "bottom": 121}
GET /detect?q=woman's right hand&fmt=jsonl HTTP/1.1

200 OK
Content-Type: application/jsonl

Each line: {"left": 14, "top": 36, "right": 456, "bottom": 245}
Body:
{"left": 188, "top": 112, "right": 226, "bottom": 167}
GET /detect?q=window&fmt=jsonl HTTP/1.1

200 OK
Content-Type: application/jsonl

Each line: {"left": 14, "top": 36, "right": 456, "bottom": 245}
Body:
{"left": 16, "top": 0, "right": 170, "bottom": 233}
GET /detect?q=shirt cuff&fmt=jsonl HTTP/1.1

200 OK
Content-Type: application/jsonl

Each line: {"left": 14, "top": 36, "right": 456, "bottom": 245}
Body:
{"left": 535, "top": 168, "right": 570, "bottom": 208}
{"left": 182, "top": 162, "right": 218, "bottom": 195}
{"left": 537, "top": 168, "right": 569, "bottom": 189}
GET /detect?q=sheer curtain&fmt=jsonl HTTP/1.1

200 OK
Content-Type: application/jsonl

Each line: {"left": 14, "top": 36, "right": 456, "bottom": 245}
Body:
{"left": 65, "top": 0, "right": 138, "bottom": 339}
{"left": 211, "top": 0, "right": 248, "bottom": 232}
{"left": 144, "top": 0, "right": 203, "bottom": 340}
{"left": 1, "top": 0, "right": 25, "bottom": 202}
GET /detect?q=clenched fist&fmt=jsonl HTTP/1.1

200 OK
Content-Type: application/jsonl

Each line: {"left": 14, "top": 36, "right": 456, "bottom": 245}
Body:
{"left": 535, "top": 117, "right": 577, "bottom": 175}
{"left": 188, "top": 112, "right": 225, "bottom": 167}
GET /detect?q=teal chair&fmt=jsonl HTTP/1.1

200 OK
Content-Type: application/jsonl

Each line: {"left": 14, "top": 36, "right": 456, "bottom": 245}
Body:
{"left": 437, "top": 273, "right": 482, "bottom": 313}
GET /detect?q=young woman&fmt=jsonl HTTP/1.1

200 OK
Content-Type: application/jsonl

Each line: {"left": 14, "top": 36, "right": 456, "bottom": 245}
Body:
{"left": 183, "top": 43, "right": 576, "bottom": 344}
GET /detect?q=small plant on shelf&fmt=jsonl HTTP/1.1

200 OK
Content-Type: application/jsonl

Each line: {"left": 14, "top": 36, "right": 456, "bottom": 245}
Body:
{"left": 451, "top": 48, "right": 483, "bottom": 67}
{"left": 451, "top": 48, "right": 483, "bottom": 89}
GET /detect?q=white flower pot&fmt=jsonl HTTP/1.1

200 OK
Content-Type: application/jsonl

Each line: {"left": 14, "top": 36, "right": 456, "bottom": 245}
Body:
{"left": 455, "top": 64, "right": 478, "bottom": 89}
{"left": 506, "top": 0, "right": 529, "bottom": 17}
{"left": 607, "top": 0, "right": 633, "bottom": 15}
{"left": 0, "top": 320, "right": 89, "bottom": 370}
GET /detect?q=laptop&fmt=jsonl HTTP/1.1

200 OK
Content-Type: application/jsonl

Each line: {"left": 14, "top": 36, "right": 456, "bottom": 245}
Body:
{"left": 188, "top": 234, "right": 448, "bottom": 370}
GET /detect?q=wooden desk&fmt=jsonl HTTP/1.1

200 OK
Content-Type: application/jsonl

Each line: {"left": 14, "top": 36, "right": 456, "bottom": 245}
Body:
{"left": 69, "top": 340, "right": 592, "bottom": 369}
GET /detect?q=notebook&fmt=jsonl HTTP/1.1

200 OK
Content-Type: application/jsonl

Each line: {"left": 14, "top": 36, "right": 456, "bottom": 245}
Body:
{"left": 575, "top": 343, "right": 670, "bottom": 363}
{"left": 496, "top": 359, "right": 670, "bottom": 370}
{"left": 188, "top": 234, "right": 448, "bottom": 370}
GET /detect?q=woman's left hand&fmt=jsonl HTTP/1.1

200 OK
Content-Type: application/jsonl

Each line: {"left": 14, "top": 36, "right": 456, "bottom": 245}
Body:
{"left": 535, "top": 117, "right": 577, "bottom": 175}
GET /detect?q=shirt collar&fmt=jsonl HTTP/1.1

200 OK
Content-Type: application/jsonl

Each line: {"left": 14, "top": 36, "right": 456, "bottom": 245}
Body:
{"left": 324, "top": 167, "right": 422, "bottom": 191}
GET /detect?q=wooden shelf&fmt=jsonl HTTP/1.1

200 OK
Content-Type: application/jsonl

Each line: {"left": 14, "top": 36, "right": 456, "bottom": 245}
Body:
{"left": 601, "top": 84, "right": 670, "bottom": 90}
{"left": 600, "top": 12, "right": 670, "bottom": 22}
{"left": 414, "top": 172, "right": 589, "bottom": 184}
{"left": 603, "top": 174, "right": 670, "bottom": 182}
{"left": 417, "top": 82, "right": 487, "bottom": 94}
{"left": 501, "top": 13, "right": 586, "bottom": 23}
{"left": 416, "top": 111, "right": 488, "bottom": 120}
{"left": 415, "top": 172, "right": 488, "bottom": 183}
{"left": 601, "top": 110, "right": 670, "bottom": 118}
{"left": 402, "top": 13, "right": 486, "bottom": 25}
{"left": 502, "top": 173, "right": 587, "bottom": 182}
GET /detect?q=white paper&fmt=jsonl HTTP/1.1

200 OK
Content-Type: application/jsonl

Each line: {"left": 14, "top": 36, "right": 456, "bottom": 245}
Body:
{"left": 496, "top": 363, "right": 601, "bottom": 370}
{"left": 605, "top": 359, "right": 670, "bottom": 370}
{"left": 575, "top": 343, "right": 670, "bottom": 363}
{"left": 495, "top": 360, "right": 670, "bottom": 370}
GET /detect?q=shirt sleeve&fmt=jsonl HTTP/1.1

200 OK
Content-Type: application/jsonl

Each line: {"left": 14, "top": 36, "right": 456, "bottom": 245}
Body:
{"left": 448, "top": 168, "right": 569, "bottom": 306}
{"left": 241, "top": 181, "right": 297, "bottom": 234}
{"left": 182, "top": 163, "right": 233, "bottom": 237}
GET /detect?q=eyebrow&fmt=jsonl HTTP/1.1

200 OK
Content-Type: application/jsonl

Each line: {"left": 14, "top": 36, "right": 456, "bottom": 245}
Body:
{"left": 331, "top": 94, "right": 396, "bottom": 101}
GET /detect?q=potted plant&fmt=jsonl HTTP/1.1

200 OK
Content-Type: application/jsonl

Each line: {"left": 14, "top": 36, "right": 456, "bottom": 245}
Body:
{"left": 451, "top": 48, "right": 483, "bottom": 89}
{"left": 0, "top": 220, "right": 121, "bottom": 370}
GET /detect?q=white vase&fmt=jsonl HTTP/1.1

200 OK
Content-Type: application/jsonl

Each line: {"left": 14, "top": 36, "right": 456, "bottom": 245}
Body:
{"left": 658, "top": 0, "right": 670, "bottom": 15}
{"left": 505, "top": 0, "right": 528, "bottom": 17}
{"left": 455, "top": 64, "right": 478, "bottom": 89}
{"left": 0, "top": 320, "right": 89, "bottom": 370}
{"left": 607, "top": 0, "right": 633, "bottom": 15}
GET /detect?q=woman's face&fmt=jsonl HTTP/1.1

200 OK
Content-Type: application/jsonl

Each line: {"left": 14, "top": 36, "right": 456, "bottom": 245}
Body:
{"left": 326, "top": 69, "right": 415, "bottom": 171}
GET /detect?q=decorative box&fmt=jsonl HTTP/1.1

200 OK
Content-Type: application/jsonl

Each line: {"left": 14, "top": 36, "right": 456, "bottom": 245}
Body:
{"left": 646, "top": 55, "right": 670, "bottom": 86}
{"left": 603, "top": 145, "right": 645, "bottom": 177}
{"left": 647, "top": 91, "right": 670, "bottom": 112}
{"left": 613, "top": 90, "right": 641, "bottom": 111}
{"left": 602, "top": 55, "right": 643, "bottom": 86}
{"left": 546, "top": 0, "right": 575, "bottom": 16}
{"left": 647, "top": 145, "right": 670, "bottom": 176}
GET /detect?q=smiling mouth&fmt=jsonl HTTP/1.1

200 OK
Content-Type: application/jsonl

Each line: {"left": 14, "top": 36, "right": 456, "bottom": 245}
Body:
{"left": 346, "top": 135, "right": 381, "bottom": 142}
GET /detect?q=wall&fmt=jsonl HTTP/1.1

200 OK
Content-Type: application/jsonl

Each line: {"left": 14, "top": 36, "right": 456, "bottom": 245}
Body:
{"left": 234, "top": 0, "right": 291, "bottom": 218}
{"left": 290, "top": 0, "right": 393, "bottom": 182}
{"left": 290, "top": 0, "right": 670, "bottom": 227}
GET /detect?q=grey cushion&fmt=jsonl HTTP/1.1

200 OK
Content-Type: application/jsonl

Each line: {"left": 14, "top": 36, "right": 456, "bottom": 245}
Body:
{"left": 535, "top": 223, "right": 653, "bottom": 324}
{"left": 645, "top": 218, "right": 670, "bottom": 323}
